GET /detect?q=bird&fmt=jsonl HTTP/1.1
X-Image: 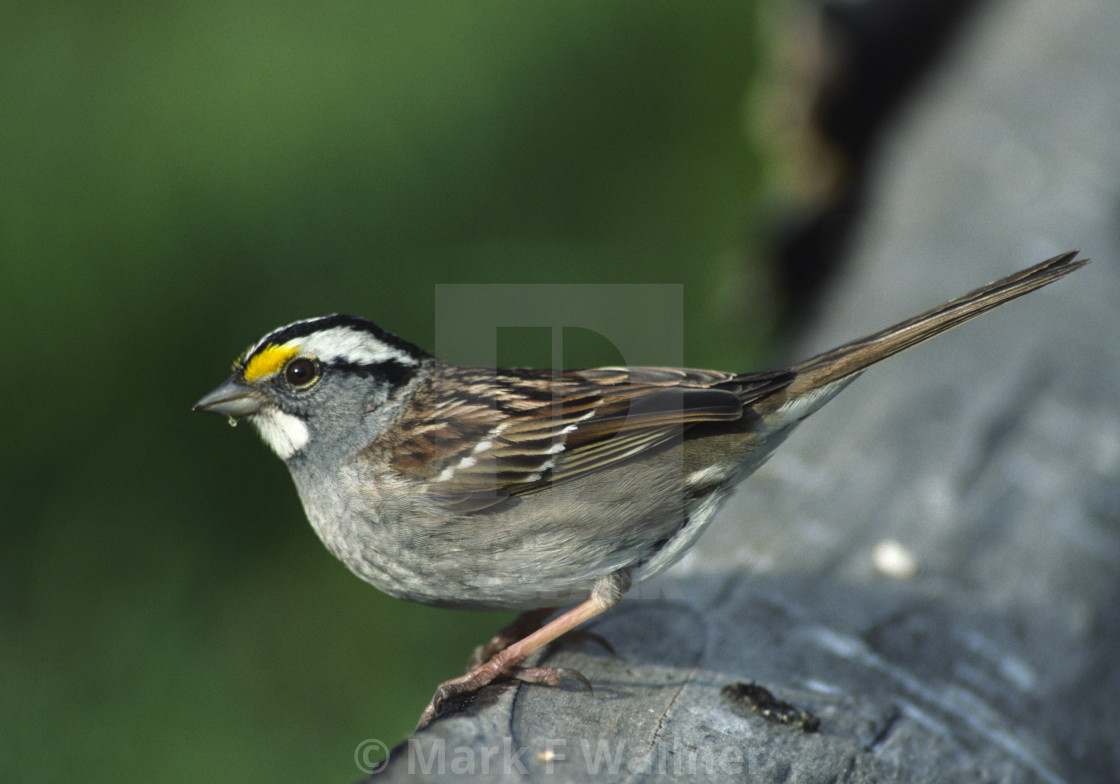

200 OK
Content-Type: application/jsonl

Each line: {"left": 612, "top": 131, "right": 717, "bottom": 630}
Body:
{"left": 194, "top": 251, "right": 1086, "bottom": 728}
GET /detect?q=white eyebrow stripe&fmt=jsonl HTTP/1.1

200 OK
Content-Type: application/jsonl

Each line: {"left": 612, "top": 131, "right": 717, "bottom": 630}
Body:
{"left": 244, "top": 315, "right": 330, "bottom": 358}
{"left": 287, "top": 326, "right": 419, "bottom": 366}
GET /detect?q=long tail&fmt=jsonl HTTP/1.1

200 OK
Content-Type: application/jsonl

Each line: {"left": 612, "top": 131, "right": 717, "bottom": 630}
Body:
{"left": 775, "top": 251, "right": 1087, "bottom": 411}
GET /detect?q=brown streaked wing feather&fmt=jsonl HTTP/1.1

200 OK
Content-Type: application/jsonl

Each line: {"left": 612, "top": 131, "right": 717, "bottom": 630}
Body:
{"left": 392, "top": 363, "right": 793, "bottom": 512}
{"left": 530, "top": 368, "right": 793, "bottom": 488}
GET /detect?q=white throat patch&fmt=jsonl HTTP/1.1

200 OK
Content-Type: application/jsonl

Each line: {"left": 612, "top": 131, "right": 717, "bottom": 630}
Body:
{"left": 251, "top": 408, "right": 311, "bottom": 460}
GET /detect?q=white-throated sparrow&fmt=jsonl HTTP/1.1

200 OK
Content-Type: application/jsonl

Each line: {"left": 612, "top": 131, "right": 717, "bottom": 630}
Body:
{"left": 195, "top": 251, "right": 1085, "bottom": 728}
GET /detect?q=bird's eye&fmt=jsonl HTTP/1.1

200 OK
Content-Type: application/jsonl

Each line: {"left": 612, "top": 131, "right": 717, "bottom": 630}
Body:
{"left": 284, "top": 357, "right": 319, "bottom": 388}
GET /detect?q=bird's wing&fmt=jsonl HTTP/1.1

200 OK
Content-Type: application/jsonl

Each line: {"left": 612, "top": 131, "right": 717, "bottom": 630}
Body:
{"left": 390, "top": 364, "right": 791, "bottom": 512}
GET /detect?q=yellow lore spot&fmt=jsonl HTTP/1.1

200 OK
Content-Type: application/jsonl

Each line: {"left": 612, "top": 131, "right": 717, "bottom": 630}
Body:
{"left": 243, "top": 344, "right": 299, "bottom": 382}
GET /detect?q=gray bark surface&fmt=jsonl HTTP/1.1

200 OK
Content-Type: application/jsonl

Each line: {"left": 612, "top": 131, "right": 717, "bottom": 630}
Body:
{"left": 373, "top": 0, "right": 1120, "bottom": 780}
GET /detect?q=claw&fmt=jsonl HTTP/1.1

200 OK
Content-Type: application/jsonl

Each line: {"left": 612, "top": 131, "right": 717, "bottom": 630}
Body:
{"left": 560, "top": 630, "right": 616, "bottom": 658}
{"left": 514, "top": 666, "right": 594, "bottom": 695}
{"left": 415, "top": 662, "right": 595, "bottom": 730}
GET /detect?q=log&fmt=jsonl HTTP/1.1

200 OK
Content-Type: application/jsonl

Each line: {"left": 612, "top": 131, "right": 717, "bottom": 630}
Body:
{"left": 371, "top": 0, "right": 1120, "bottom": 780}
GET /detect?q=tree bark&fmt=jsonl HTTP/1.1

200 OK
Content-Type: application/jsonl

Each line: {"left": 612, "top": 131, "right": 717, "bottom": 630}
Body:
{"left": 372, "top": 0, "right": 1120, "bottom": 780}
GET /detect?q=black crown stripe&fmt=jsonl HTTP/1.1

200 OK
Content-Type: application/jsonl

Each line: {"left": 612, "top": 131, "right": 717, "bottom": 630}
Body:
{"left": 244, "top": 314, "right": 429, "bottom": 366}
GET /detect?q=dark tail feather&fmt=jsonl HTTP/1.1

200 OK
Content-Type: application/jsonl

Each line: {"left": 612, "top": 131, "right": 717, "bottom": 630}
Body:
{"left": 784, "top": 251, "right": 1088, "bottom": 399}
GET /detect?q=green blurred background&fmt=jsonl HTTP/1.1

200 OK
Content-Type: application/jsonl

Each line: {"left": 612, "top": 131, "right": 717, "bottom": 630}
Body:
{"left": 2, "top": 2, "right": 792, "bottom": 781}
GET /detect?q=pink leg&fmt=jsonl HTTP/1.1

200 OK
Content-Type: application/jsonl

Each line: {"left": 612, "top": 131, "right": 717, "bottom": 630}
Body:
{"left": 467, "top": 607, "right": 558, "bottom": 669}
{"left": 417, "top": 573, "right": 629, "bottom": 729}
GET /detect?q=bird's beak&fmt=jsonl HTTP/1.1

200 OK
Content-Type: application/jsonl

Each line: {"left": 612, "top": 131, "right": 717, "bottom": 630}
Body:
{"left": 193, "top": 375, "right": 263, "bottom": 418}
